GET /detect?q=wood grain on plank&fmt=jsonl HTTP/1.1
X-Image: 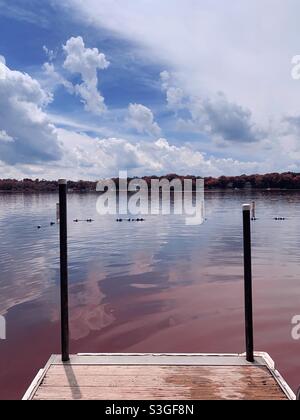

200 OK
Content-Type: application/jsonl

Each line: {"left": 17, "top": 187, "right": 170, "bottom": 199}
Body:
{"left": 32, "top": 364, "right": 287, "bottom": 400}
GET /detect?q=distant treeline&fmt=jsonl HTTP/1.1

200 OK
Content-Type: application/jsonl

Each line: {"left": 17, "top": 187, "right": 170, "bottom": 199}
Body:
{"left": 0, "top": 179, "right": 96, "bottom": 192}
{"left": 1, "top": 172, "right": 300, "bottom": 192}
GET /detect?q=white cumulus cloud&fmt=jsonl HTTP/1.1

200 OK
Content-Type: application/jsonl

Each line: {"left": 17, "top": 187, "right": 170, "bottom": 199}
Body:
{"left": 160, "top": 72, "right": 264, "bottom": 144}
{"left": 42, "top": 62, "right": 74, "bottom": 93}
{"left": 0, "top": 130, "right": 14, "bottom": 143}
{"left": 127, "top": 103, "right": 161, "bottom": 137}
{"left": 61, "top": 0, "right": 300, "bottom": 126}
{"left": 62, "top": 36, "right": 110, "bottom": 115}
{"left": 43, "top": 45, "right": 56, "bottom": 62}
{"left": 51, "top": 129, "right": 261, "bottom": 180}
{"left": 0, "top": 58, "right": 61, "bottom": 164}
{"left": 160, "top": 71, "right": 185, "bottom": 110}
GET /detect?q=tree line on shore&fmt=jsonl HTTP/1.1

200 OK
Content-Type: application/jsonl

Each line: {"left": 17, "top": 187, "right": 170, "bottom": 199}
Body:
{"left": 1, "top": 172, "right": 300, "bottom": 192}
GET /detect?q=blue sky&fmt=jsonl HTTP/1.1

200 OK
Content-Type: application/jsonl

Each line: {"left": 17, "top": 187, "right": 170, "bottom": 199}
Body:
{"left": 1, "top": 0, "right": 300, "bottom": 179}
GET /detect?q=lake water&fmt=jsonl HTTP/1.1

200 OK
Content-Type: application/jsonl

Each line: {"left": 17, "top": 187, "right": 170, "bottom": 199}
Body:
{"left": 0, "top": 191, "right": 300, "bottom": 399}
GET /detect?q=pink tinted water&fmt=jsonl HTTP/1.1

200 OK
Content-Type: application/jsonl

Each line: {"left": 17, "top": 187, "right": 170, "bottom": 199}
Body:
{"left": 0, "top": 191, "right": 299, "bottom": 399}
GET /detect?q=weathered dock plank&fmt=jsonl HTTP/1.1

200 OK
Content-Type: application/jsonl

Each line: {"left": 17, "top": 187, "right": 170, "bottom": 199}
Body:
{"left": 24, "top": 353, "right": 295, "bottom": 401}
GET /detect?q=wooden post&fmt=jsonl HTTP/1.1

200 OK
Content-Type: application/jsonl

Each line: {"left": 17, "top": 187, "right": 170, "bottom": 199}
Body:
{"left": 59, "top": 179, "right": 69, "bottom": 362}
{"left": 243, "top": 204, "right": 254, "bottom": 363}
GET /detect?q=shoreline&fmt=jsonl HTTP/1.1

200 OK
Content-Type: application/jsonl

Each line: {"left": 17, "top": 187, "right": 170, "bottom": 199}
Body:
{"left": 2, "top": 188, "right": 300, "bottom": 194}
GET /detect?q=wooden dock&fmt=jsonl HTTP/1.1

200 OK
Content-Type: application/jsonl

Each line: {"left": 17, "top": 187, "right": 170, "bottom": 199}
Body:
{"left": 23, "top": 353, "right": 295, "bottom": 400}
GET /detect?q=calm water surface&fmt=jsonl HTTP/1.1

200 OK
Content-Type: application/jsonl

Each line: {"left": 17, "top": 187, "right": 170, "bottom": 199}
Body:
{"left": 0, "top": 191, "right": 300, "bottom": 399}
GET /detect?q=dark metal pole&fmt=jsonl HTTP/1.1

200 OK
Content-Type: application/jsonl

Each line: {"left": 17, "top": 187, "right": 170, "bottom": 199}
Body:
{"left": 59, "top": 179, "right": 69, "bottom": 362}
{"left": 243, "top": 204, "right": 254, "bottom": 363}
